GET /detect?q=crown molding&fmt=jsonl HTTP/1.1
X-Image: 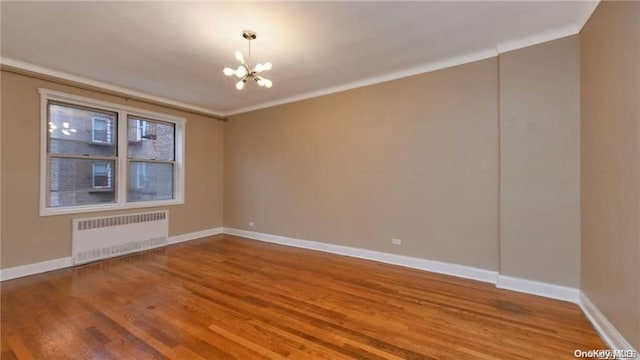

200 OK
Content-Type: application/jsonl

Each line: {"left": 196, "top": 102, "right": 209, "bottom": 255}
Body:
{"left": 0, "top": 57, "right": 226, "bottom": 118}
{"left": 2, "top": 0, "right": 598, "bottom": 119}
{"left": 495, "top": 25, "right": 581, "bottom": 54}
{"left": 226, "top": 0, "right": 599, "bottom": 117}
{"left": 224, "top": 48, "right": 499, "bottom": 116}
{"left": 226, "top": 26, "right": 588, "bottom": 116}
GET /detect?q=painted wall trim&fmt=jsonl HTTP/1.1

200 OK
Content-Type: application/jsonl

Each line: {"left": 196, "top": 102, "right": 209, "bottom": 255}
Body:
{"left": 168, "top": 227, "right": 224, "bottom": 245}
{"left": 0, "top": 257, "right": 73, "bottom": 282}
{"left": 497, "top": 275, "right": 580, "bottom": 303}
{"left": 0, "top": 227, "right": 223, "bottom": 281}
{"left": 229, "top": 25, "right": 595, "bottom": 116}
{"left": 222, "top": 227, "right": 499, "bottom": 284}
{"left": 222, "top": 229, "right": 590, "bottom": 306}
{"left": 496, "top": 25, "right": 582, "bottom": 54}
{"left": 2, "top": 16, "right": 597, "bottom": 120}
{"left": 579, "top": 292, "right": 640, "bottom": 358}
{"left": 0, "top": 57, "right": 225, "bottom": 118}
{"left": 224, "top": 49, "right": 499, "bottom": 116}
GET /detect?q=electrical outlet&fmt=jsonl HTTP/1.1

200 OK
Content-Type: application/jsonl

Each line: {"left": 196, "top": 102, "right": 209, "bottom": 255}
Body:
{"left": 392, "top": 238, "right": 401, "bottom": 246}
{"left": 249, "top": 221, "right": 254, "bottom": 227}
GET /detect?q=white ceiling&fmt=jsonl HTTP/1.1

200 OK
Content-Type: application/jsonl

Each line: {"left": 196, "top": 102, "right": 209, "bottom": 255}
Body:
{"left": 1, "top": 1, "right": 598, "bottom": 117}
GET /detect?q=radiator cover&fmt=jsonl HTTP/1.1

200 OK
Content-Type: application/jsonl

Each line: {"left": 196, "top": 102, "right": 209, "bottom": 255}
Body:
{"left": 72, "top": 210, "right": 168, "bottom": 265}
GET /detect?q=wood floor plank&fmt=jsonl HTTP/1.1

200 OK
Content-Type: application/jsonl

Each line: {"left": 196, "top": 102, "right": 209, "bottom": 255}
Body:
{"left": 208, "top": 323, "right": 291, "bottom": 360}
{"left": 1, "top": 234, "right": 607, "bottom": 359}
{"left": 5, "top": 335, "right": 36, "bottom": 360}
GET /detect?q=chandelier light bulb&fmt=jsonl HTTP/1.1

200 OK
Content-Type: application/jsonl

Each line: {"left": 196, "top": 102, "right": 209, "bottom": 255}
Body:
{"left": 236, "top": 66, "right": 247, "bottom": 78}
{"left": 223, "top": 67, "right": 235, "bottom": 76}
{"left": 254, "top": 63, "right": 264, "bottom": 73}
{"left": 263, "top": 62, "right": 272, "bottom": 71}
{"left": 62, "top": 129, "right": 71, "bottom": 136}
{"left": 257, "top": 78, "right": 265, "bottom": 87}
{"left": 234, "top": 51, "right": 244, "bottom": 62}
{"left": 235, "top": 80, "right": 245, "bottom": 90}
{"left": 264, "top": 79, "right": 273, "bottom": 88}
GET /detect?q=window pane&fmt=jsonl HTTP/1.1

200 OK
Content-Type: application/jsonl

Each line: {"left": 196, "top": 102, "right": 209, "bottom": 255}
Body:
{"left": 92, "top": 162, "right": 113, "bottom": 188}
{"left": 48, "top": 103, "right": 117, "bottom": 156}
{"left": 49, "top": 157, "right": 116, "bottom": 207}
{"left": 127, "top": 117, "right": 174, "bottom": 161}
{"left": 128, "top": 161, "right": 174, "bottom": 202}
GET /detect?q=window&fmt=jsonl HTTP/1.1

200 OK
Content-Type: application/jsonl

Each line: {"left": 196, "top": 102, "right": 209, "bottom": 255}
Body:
{"left": 92, "top": 116, "right": 113, "bottom": 144}
{"left": 127, "top": 116, "right": 175, "bottom": 202}
{"left": 130, "top": 119, "right": 154, "bottom": 142}
{"left": 40, "top": 89, "right": 185, "bottom": 216}
{"left": 92, "top": 162, "right": 113, "bottom": 189}
{"left": 46, "top": 102, "right": 117, "bottom": 208}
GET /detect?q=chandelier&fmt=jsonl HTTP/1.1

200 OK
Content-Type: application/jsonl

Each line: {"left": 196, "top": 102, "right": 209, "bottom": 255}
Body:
{"left": 223, "top": 30, "right": 272, "bottom": 90}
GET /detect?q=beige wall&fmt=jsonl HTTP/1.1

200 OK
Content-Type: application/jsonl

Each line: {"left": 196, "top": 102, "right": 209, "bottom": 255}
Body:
{"left": 499, "top": 36, "right": 581, "bottom": 287}
{"left": 225, "top": 38, "right": 583, "bottom": 281}
{"left": 0, "top": 71, "right": 224, "bottom": 269}
{"left": 226, "top": 59, "right": 500, "bottom": 270}
{"left": 581, "top": 0, "right": 640, "bottom": 350}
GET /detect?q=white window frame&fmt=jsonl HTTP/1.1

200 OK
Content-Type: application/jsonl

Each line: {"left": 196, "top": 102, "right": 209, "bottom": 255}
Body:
{"left": 39, "top": 88, "right": 186, "bottom": 216}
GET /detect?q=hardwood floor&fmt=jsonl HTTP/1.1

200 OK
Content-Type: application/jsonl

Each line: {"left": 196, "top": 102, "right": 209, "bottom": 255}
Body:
{"left": 1, "top": 234, "right": 605, "bottom": 359}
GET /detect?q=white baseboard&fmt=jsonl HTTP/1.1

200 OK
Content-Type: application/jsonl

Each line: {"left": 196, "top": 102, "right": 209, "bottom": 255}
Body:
{"left": 168, "top": 227, "right": 223, "bottom": 245}
{"left": 579, "top": 292, "right": 640, "bottom": 358}
{"left": 1, "top": 227, "right": 223, "bottom": 281}
{"left": 496, "top": 275, "right": 580, "bottom": 303}
{"left": 222, "top": 227, "right": 499, "bottom": 284}
{"left": 0, "top": 257, "right": 73, "bottom": 282}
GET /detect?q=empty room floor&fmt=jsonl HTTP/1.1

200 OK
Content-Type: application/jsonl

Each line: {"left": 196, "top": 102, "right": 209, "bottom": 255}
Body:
{"left": 1, "top": 235, "right": 605, "bottom": 359}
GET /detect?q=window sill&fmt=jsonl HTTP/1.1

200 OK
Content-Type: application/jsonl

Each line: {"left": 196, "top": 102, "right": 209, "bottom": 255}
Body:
{"left": 88, "top": 142, "right": 113, "bottom": 147}
{"left": 40, "top": 198, "right": 184, "bottom": 217}
{"left": 88, "top": 189, "right": 115, "bottom": 194}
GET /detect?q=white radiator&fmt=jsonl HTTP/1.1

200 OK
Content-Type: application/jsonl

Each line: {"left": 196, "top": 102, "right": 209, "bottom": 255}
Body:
{"left": 72, "top": 210, "right": 168, "bottom": 265}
